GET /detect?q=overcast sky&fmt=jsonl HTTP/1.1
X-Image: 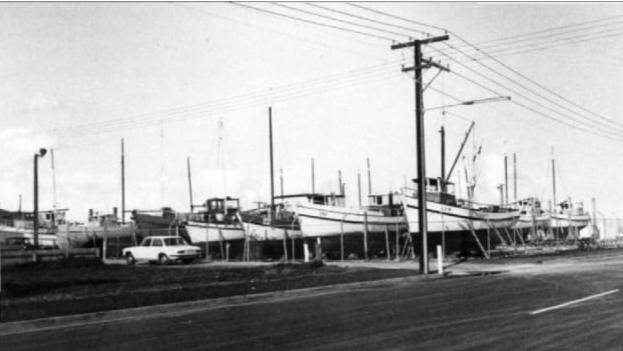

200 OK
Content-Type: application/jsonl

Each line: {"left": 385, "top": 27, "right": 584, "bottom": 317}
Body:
{"left": 2, "top": 2, "right": 623, "bottom": 220}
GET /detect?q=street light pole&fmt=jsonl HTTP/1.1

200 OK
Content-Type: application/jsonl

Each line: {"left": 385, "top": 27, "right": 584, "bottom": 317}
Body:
{"left": 33, "top": 148, "right": 47, "bottom": 248}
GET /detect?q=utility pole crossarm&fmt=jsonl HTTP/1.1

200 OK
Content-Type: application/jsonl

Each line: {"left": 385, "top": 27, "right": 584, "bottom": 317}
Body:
{"left": 390, "top": 35, "right": 450, "bottom": 50}
{"left": 422, "top": 58, "right": 450, "bottom": 72}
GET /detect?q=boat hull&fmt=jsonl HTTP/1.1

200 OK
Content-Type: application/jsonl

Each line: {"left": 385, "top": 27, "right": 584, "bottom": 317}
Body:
{"left": 401, "top": 195, "right": 519, "bottom": 232}
{"left": 294, "top": 203, "right": 407, "bottom": 238}
{"left": 186, "top": 221, "right": 245, "bottom": 243}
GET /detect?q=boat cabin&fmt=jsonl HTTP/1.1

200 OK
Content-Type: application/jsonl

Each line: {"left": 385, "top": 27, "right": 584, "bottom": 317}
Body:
{"left": 409, "top": 178, "right": 457, "bottom": 206}
{"left": 367, "top": 192, "right": 403, "bottom": 216}
{"left": 512, "top": 198, "right": 544, "bottom": 216}
{"left": 187, "top": 197, "right": 241, "bottom": 224}
{"left": 556, "top": 200, "right": 586, "bottom": 216}
{"left": 274, "top": 193, "right": 345, "bottom": 207}
{"left": 2, "top": 209, "right": 69, "bottom": 230}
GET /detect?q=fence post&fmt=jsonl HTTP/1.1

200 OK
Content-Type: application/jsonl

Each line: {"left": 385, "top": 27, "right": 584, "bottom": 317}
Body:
{"left": 437, "top": 245, "right": 444, "bottom": 275}
{"left": 303, "top": 242, "right": 309, "bottom": 262}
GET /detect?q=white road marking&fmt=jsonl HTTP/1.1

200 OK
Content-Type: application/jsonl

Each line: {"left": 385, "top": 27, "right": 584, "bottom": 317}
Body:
{"left": 530, "top": 289, "right": 619, "bottom": 315}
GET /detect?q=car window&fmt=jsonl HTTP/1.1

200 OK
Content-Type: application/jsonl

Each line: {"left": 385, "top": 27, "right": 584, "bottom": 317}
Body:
{"left": 141, "top": 238, "right": 151, "bottom": 246}
{"left": 164, "top": 237, "right": 187, "bottom": 246}
{"left": 151, "top": 238, "right": 163, "bottom": 247}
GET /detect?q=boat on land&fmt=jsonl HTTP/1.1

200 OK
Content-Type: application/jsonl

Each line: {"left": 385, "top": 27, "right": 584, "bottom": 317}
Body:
{"left": 401, "top": 178, "right": 520, "bottom": 256}
{"left": 181, "top": 197, "right": 245, "bottom": 259}
{"left": 292, "top": 192, "right": 407, "bottom": 259}
{"left": 549, "top": 200, "right": 590, "bottom": 239}
{"left": 57, "top": 208, "right": 135, "bottom": 249}
{"left": 509, "top": 198, "right": 551, "bottom": 241}
{"left": 132, "top": 207, "right": 192, "bottom": 243}
{"left": 0, "top": 208, "right": 62, "bottom": 248}
{"left": 294, "top": 193, "right": 406, "bottom": 237}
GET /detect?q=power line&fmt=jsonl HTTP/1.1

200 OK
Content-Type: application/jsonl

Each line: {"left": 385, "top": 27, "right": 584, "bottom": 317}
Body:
{"left": 434, "top": 45, "right": 623, "bottom": 140}
{"left": 453, "top": 14, "right": 623, "bottom": 50}
{"left": 230, "top": 2, "right": 394, "bottom": 41}
{"left": 440, "top": 32, "right": 623, "bottom": 133}
{"left": 271, "top": 3, "right": 410, "bottom": 39}
{"left": 51, "top": 61, "right": 405, "bottom": 138}
{"left": 348, "top": 4, "right": 623, "bottom": 139}
{"left": 171, "top": 2, "right": 389, "bottom": 61}
{"left": 346, "top": 3, "right": 448, "bottom": 33}
{"left": 304, "top": 3, "right": 432, "bottom": 37}
{"left": 441, "top": 23, "right": 623, "bottom": 62}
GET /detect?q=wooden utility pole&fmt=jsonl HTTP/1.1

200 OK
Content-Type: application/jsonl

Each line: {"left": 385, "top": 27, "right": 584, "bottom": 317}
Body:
{"left": 391, "top": 34, "right": 450, "bottom": 275}
{"left": 121, "top": 139, "right": 126, "bottom": 223}
{"left": 186, "top": 156, "right": 193, "bottom": 212}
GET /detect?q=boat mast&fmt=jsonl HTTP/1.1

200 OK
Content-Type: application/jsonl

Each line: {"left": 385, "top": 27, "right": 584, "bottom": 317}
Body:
{"left": 338, "top": 170, "right": 342, "bottom": 195}
{"left": 121, "top": 139, "right": 126, "bottom": 223}
{"left": 440, "top": 125, "right": 445, "bottom": 192}
{"left": 51, "top": 148, "right": 57, "bottom": 211}
{"left": 160, "top": 120, "right": 164, "bottom": 205}
{"left": 551, "top": 146, "right": 557, "bottom": 207}
{"left": 513, "top": 152, "right": 517, "bottom": 202}
{"left": 504, "top": 154, "right": 508, "bottom": 205}
{"left": 187, "top": 156, "right": 193, "bottom": 212}
{"left": 311, "top": 158, "right": 315, "bottom": 194}
{"left": 366, "top": 157, "right": 372, "bottom": 195}
{"left": 280, "top": 168, "right": 284, "bottom": 198}
{"left": 269, "top": 107, "right": 275, "bottom": 222}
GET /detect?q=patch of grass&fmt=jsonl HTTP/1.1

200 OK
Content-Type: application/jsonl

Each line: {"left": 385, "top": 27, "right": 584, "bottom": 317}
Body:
{"left": 0, "top": 260, "right": 416, "bottom": 322}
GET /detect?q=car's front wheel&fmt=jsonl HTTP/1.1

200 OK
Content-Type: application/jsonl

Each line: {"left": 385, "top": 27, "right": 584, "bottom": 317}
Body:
{"left": 126, "top": 253, "right": 136, "bottom": 266}
{"left": 158, "top": 253, "right": 170, "bottom": 265}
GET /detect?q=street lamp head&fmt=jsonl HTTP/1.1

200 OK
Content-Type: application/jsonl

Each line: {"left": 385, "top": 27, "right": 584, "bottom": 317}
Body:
{"left": 38, "top": 148, "right": 47, "bottom": 157}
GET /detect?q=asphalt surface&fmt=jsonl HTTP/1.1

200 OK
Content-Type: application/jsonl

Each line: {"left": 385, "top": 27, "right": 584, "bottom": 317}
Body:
{"left": 3, "top": 255, "right": 623, "bottom": 350}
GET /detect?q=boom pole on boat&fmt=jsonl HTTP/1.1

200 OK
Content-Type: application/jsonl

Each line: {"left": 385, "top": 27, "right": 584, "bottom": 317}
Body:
{"left": 445, "top": 121, "right": 475, "bottom": 185}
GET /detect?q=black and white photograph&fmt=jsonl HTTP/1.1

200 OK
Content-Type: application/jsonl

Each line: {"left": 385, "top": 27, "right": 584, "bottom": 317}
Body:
{"left": 2, "top": 1, "right": 623, "bottom": 349}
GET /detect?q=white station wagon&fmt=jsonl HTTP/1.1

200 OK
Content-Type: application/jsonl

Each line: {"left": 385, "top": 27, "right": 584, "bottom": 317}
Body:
{"left": 122, "top": 236, "right": 202, "bottom": 265}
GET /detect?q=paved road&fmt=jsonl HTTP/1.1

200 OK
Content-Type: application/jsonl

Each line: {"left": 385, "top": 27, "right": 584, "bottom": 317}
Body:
{"left": 3, "top": 257, "right": 623, "bottom": 350}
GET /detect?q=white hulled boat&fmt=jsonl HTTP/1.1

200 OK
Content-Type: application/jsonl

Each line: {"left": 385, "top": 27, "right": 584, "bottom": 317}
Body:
{"left": 182, "top": 197, "right": 245, "bottom": 244}
{"left": 294, "top": 193, "right": 406, "bottom": 238}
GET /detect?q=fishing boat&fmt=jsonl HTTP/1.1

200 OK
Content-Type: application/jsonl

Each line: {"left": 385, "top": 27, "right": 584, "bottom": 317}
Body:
{"left": 56, "top": 208, "right": 135, "bottom": 249}
{"left": 132, "top": 207, "right": 191, "bottom": 243}
{"left": 292, "top": 192, "right": 407, "bottom": 259}
{"left": 0, "top": 208, "right": 61, "bottom": 247}
{"left": 509, "top": 198, "right": 551, "bottom": 241}
{"left": 401, "top": 177, "right": 520, "bottom": 256}
{"left": 549, "top": 200, "right": 590, "bottom": 240}
{"left": 181, "top": 197, "right": 245, "bottom": 258}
